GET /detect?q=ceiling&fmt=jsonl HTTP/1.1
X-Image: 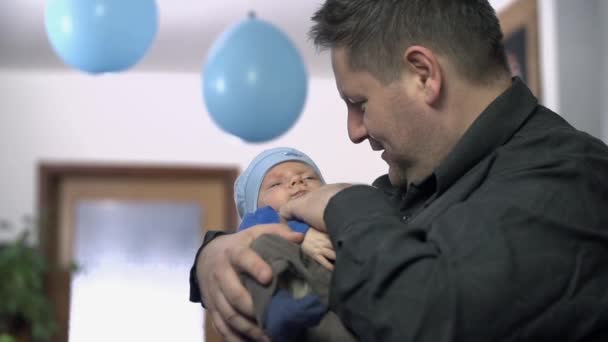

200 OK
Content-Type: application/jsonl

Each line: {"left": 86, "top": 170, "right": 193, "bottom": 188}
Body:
{"left": 0, "top": 1, "right": 511, "bottom": 76}
{"left": 0, "top": 1, "right": 332, "bottom": 75}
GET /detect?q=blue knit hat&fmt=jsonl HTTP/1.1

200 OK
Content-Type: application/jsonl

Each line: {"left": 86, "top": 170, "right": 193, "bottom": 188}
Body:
{"left": 235, "top": 147, "right": 325, "bottom": 218}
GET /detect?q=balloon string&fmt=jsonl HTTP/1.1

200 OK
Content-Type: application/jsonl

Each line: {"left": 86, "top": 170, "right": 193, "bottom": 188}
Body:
{"left": 248, "top": 0, "right": 255, "bottom": 19}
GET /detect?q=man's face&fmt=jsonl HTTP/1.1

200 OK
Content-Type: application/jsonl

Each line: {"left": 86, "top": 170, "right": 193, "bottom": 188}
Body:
{"left": 331, "top": 48, "right": 443, "bottom": 187}
{"left": 257, "top": 161, "right": 323, "bottom": 211}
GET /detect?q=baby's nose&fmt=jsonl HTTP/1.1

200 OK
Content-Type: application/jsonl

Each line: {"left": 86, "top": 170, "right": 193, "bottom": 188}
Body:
{"left": 290, "top": 176, "right": 304, "bottom": 186}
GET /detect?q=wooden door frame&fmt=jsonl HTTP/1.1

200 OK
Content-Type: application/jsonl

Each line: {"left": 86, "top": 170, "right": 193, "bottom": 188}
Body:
{"left": 38, "top": 162, "right": 238, "bottom": 342}
{"left": 499, "top": 0, "right": 541, "bottom": 100}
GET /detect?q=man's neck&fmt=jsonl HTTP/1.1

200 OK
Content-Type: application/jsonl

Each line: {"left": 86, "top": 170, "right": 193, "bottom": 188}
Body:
{"left": 447, "top": 76, "right": 512, "bottom": 140}
{"left": 415, "top": 75, "right": 512, "bottom": 187}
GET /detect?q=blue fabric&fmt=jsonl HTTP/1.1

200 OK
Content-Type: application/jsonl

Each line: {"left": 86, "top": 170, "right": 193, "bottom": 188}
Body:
{"left": 238, "top": 206, "right": 310, "bottom": 234}
{"left": 264, "top": 289, "right": 327, "bottom": 342}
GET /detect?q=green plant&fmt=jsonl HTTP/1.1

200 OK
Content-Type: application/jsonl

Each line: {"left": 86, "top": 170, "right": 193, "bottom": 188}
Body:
{"left": 0, "top": 218, "right": 55, "bottom": 342}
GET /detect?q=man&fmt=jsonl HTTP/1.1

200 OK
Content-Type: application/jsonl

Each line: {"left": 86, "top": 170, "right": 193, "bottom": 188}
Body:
{"left": 190, "top": 1, "right": 608, "bottom": 341}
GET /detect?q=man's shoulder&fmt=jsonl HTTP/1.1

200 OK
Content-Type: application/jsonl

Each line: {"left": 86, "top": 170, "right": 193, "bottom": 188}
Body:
{"left": 506, "top": 105, "right": 608, "bottom": 157}
{"left": 494, "top": 104, "right": 608, "bottom": 175}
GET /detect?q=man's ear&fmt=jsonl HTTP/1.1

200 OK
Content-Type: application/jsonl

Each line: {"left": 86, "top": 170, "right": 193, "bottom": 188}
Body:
{"left": 403, "top": 45, "right": 442, "bottom": 105}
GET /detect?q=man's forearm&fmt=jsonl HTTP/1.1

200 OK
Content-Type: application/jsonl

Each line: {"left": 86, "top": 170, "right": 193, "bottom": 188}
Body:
{"left": 323, "top": 184, "right": 581, "bottom": 341}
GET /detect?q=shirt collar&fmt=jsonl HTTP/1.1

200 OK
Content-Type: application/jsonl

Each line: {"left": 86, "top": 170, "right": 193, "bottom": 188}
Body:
{"left": 434, "top": 77, "right": 538, "bottom": 194}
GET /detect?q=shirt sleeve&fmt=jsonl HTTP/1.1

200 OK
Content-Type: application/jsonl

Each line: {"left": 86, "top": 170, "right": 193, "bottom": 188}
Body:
{"left": 189, "top": 230, "right": 229, "bottom": 305}
{"left": 324, "top": 173, "right": 607, "bottom": 341}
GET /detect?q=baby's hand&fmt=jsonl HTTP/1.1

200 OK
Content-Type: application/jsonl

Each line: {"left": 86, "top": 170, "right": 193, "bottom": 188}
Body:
{"left": 301, "top": 228, "right": 335, "bottom": 271}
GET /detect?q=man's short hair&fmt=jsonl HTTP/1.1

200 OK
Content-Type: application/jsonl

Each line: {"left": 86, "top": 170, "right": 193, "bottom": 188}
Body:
{"left": 310, "top": 0, "right": 511, "bottom": 84}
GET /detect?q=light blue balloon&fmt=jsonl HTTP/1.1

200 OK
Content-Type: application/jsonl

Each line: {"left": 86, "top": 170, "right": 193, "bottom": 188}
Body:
{"left": 202, "top": 16, "right": 308, "bottom": 143}
{"left": 45, "top": 0, "right": 158, "bottom": 74}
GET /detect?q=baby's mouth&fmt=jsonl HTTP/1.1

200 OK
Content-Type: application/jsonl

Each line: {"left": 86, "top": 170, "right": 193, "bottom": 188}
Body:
{"left": 291, "top": 190, "right": 308, "bottom": 199}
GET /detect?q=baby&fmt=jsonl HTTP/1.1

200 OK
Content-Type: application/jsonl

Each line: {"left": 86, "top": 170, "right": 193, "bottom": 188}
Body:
{"left": 235, "top": 147, "right": 356, "bottom": 342}
{"left": 235, "top": 147, "right": 334, "bottom": 269}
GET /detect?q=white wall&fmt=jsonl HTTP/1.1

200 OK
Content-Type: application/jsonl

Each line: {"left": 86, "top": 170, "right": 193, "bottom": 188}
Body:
{"left": 0, "top": 71, "right": 386, "bottom": 241}
{"left": 601, "top": 0, "right": 608, "bottom": 140}
{"left": 554, "top": 0, "right": 603, "bottom": 139}
{"left": 538, "top": 0, "right": 559, "bottom": 113}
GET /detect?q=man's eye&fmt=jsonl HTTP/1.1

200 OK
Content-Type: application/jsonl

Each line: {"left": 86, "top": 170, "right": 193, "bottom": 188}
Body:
{"left": 360, "top": 102, "right": 368, "bottom": 112}
{"left": 347, "top": 98, "right": 367, "bottom": 112}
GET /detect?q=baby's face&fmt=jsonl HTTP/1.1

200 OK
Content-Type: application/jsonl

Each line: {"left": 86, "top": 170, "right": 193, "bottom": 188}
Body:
{"left": 257, "top": 161, "right": 322, "bottom": 211}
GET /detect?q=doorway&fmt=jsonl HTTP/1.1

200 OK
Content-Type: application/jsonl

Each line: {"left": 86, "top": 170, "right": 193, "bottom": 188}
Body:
{"left": 38, "top": 163, "right": 238, "bottom": 342}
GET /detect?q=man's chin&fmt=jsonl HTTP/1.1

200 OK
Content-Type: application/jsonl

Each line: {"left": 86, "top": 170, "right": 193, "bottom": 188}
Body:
{"left": 387, "top": 168, "right": 407, "bottom": 187}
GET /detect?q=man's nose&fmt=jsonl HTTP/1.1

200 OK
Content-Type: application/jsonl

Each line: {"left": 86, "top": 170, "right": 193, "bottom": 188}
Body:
{"left": 347, "top": 110, "right": 368, "bottom": 144}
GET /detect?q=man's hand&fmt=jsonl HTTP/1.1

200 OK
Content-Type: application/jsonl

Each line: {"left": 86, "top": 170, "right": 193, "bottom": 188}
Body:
{"left": 280, "top": 183, "right": 352, "bottom": 232}
{"left": 196, "top": 224, "right": 303, "bottom": 341}
{"left": 301, "top": 228, "right": 336, "bottom": 270}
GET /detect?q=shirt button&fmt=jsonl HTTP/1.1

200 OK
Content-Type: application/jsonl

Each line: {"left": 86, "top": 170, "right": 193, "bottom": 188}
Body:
{"left": 402, "top": 215, "right": 410, "bottom": 222}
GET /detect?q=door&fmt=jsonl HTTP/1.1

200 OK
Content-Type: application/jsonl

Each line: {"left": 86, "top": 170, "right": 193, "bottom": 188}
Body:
{"left": 38, "top": 164, "right": 238, "bottom": 342}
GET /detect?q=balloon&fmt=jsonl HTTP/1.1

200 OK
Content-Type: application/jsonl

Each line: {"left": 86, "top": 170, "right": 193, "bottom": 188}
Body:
{"left": 45, "top": 0, "right": 158, "bottom": 74}
{"left": 202, "top": 15, "right": 308, "bottom": 143}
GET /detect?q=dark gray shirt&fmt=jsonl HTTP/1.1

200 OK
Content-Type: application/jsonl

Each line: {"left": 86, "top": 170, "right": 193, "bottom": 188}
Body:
{"left": 324, "top": 78, "right": 608, "bottom": 341}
